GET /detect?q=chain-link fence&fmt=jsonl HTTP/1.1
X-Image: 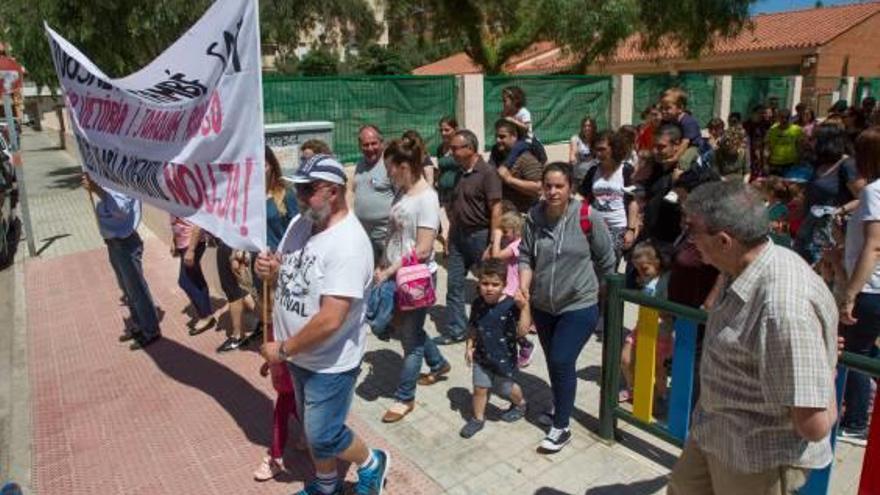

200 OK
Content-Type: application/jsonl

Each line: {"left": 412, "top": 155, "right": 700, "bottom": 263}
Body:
{"left": 483, "top": 75, "right": 612, "bottom": 149}
{"left": 263, "top": 75, "right": 457, "bottom": 163}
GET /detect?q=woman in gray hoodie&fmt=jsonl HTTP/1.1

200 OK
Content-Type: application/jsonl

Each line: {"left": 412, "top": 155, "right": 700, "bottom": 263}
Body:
{"left": 519, "top": 162, "right": 616, "bottom": 453}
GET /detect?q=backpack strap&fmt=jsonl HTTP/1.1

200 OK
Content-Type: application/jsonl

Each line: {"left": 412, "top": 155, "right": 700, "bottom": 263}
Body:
{"left": 579, "top": 200, "right": 592, "bottom": 238}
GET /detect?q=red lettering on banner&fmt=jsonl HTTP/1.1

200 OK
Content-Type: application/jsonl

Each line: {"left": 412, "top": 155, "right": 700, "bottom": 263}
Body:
{"left": 160, "top": 160, "right": 255, "bottom": 237}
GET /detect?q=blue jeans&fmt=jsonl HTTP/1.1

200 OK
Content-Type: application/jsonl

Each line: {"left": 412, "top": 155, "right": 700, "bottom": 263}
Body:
{"left": 289, "top": 363, "right": 360, "bottom": 461}
{"left": 445, "top": 228, "right": 489, "bottom": 338}
{"left": 395, "top": 306, "right": 448, "bottom": 402}
{"left": 841, "top": 293, "right": 880, "bottom": 431}
{"left": 533, "top": 305, "right": 600, "bottom": 429}
{"left": 177, "top": 242, "right": 212, "bottom": 318}
{"left": 105, "top": 233, "right": 159, "bottom": 337}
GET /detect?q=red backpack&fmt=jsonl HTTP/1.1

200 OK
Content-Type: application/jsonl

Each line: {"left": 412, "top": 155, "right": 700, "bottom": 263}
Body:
{"left": 579, "top": 201, "right": 592, "bottom": 238}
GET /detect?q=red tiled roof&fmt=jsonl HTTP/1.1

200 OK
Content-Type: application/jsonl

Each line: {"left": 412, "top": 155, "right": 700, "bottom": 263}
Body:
{"left": 413, "top": 1, "right": 880, "bottom": 75}
{"left": 412, "top": 52, "right": 482, "bottom": 75}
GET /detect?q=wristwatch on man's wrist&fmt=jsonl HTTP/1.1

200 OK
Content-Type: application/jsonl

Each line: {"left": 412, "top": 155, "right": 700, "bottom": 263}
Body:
{"left": 277, "top": 342, "right": 289, "bottom": 361}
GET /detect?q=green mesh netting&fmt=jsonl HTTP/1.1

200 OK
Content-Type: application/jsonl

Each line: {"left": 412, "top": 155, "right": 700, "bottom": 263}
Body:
{"left": 263, "top": 75, "right": 457, "bottom": 163}
{"left": 730, "top": 76, "right": 792, "bottom": 118}
{"left": 483, "top": 75, "right": 612, "bottom": 150}
{"left": 856, "top": 77, "right": 880, "bottom": 102}
{"left": 633, "top": 74, "right": 717, "bottom": 127}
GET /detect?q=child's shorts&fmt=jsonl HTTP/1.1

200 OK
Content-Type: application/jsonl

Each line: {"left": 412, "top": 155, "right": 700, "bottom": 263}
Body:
{"left": 626, "top": 331, "right": 673, "bottom": 363}
{"left": 473, "top": 361, "right": 516, "bottom": 397}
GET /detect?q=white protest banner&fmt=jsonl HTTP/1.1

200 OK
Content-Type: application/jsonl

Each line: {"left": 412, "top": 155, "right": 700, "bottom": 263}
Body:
{"left": 45, "top": 0, "right": 266, "bottom": 251}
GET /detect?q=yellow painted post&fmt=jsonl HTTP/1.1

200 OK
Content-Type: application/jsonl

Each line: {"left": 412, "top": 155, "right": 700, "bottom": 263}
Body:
{"left": 632, "top": 307, "right": 660, "bottom": 422}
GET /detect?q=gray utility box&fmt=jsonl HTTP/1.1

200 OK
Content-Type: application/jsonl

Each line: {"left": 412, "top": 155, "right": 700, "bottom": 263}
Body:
{"left": 264, "top": 121, "right": 334, "bottom": 177}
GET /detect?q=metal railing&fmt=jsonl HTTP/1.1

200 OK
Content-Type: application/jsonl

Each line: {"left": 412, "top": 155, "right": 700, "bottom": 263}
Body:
{"left": 598, "top": 274, "right": 880, "bottom": 495}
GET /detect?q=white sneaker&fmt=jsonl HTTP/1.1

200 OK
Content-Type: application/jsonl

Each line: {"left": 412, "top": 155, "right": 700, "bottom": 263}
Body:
{"left": 539, "top": 427, "right": 572, "bottom": 453}
{"left": 253, "top": 456, "right": 284, "bottom": 481}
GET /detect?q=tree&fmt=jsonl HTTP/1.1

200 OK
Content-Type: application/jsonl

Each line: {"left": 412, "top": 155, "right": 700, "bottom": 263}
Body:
{"left": 351, "top": 44, "right": 410, "bottom": 75}
{"left": 298, "top": 49, "right": 339, "bottom": 76}
{"left": 382, "top": 0, "right": 755, "bottom": 74}
{"left": 0, "top": 0, "right": 379, "bottom": 89}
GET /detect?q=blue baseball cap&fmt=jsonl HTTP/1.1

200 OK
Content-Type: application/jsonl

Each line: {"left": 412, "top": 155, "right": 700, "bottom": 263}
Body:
{"left": 291, "top": 154, "right": 347, "bottom": 185}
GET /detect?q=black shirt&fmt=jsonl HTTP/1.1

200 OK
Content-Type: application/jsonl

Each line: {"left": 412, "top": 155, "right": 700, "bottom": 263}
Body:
{"left": 639, "top": 160, "right": 681, "bottom": 245}
{"left": 469, "top": 296, "right": 520, "bottom": 377}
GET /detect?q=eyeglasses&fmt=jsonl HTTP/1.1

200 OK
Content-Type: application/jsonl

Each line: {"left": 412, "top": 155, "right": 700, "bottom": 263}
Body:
{"left": 449, "top": 144, "right": 469, "bottom": 151}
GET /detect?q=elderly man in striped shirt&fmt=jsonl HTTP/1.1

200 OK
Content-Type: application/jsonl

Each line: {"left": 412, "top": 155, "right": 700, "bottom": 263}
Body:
{"left": 669, "top": 181, "right": 838, "bottom": 495}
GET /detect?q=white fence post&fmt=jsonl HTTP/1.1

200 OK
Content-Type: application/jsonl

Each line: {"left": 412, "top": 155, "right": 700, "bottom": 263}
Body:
{"left": 619, "top": 74, "right": 634, "bottom": 126}
{"left": 457, "top": 74, "right": 485, "bottom": 148}
{"left": 716, "top": 75, "right": 732, "bottom": 124}
{"left": 790, "top": 75, "right": 803, "bottom": 111}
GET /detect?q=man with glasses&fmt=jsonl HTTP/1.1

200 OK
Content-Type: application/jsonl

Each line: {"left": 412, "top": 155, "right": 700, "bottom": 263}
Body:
{"left": 491, "top": 118, "right": 543, "bottom": 214}
{"left": 436, "top": 130, "right": 503, "bottom": 345}
{"left": 256, "top": 154, "right": 389, "bottom": 495}
{"left": 669, "top": 181, "right": 838, "bottom": 494}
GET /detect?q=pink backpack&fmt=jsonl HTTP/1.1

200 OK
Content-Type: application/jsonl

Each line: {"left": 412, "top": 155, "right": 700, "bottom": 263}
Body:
{"left": 395, "top": 251, "right": 436, "bottom": 311}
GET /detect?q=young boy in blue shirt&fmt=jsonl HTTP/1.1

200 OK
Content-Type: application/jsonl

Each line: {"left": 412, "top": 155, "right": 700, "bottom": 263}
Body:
{"left": 460, "top": 259, "right": 531, "bottom": 438}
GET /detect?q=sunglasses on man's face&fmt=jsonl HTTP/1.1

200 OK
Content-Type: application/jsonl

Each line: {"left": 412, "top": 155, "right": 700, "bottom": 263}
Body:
{"left": 295, "top": 183, "right": 322, "bottom": 197}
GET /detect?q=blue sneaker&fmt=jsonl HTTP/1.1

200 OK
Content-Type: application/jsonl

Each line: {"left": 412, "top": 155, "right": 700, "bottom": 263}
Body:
{"left": 355, "top": 448, "right": 390, "bottom": 495}
{"left": 295, "top": 479, "right": 343, "bottom": 495}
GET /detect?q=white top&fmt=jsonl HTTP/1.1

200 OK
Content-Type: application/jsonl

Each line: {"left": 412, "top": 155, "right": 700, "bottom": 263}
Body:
{"left": 384, "top": 185, "right": 440, "bottom": 271}
{"left": 273, "top": 212, "right": 374, "bottom": 372}
{"left": 590, "top": 165, "right": 628, "bottom": 229}
{"left": 570, "top": 135, "right": 591, "bottom": 163}
{"left": 845, "top": 179, "right": 880, "bottom": 294}
{"left": 515, "top": 108, "right": 533, "bottom": 140}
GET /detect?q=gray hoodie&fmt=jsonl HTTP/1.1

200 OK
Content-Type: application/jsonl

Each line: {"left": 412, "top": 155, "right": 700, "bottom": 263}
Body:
{"left": 519, "top": 198, "right": 616, "bottom": 315}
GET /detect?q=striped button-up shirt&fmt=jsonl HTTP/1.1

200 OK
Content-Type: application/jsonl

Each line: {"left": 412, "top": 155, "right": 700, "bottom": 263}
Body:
{"left": 690, "top": 242, "right": 838, "bottom": 473}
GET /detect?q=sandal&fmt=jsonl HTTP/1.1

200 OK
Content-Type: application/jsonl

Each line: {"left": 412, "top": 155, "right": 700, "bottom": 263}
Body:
{"left": 381, "top": 401, "right": 414, "bottom": 423}
{"left": 417, "top": 362, "right": 451, "bottom": 386}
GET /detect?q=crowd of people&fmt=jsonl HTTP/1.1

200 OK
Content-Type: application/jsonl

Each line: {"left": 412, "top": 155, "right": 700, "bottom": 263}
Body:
{"left": 85, "top": 85, "right": 880, "bottom": 494}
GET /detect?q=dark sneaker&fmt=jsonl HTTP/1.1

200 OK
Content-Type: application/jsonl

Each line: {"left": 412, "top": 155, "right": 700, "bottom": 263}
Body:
{"left": 539, "top": 427, "right": 572, "bottom": 453}
{"left": 459, "top": 418, "right": 485, "bottom": 438}
{"left": 118, "top": 331, "right": 140, "bottom": 343}
{"left": 500, "top": 402, "right": 526, "bottom": 423}
{"left": 129, "top": 333, "right": 160, "bottom": 351}
{"left": 355, "top": 448, "right": 390, "bottom": 495}
{"left": 217, "top": 336, "right": 244, "bottom": 353}
{"left": 838, "top": 427, "right": 868, "bottom": 447}
{"left": 294, "top": 479, "right": 343, "bottom": 495}
{"left": 433, "top": 334, "right": 466, "bottom": 345}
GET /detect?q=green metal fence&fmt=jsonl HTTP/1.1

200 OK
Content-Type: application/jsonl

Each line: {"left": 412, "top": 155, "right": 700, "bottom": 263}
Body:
{"left": 632, "top": 73, "right": 716, "bottom": 127}
{"left": 262, "top": 75, "right": 457, "bottom": 163}
{"left": 730, "top": 75, "right": 793, "bottom": 119}
{"left": 483, "top": 75, "right": 612, "bottom": 150}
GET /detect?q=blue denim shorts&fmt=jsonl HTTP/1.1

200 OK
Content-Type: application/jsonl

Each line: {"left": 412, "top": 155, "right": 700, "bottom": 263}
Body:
{"left": 472, "top": 361, "right": 515, "bottom": 397}
{"left": 288, "top": 362, "right": 360, "bottom": 460}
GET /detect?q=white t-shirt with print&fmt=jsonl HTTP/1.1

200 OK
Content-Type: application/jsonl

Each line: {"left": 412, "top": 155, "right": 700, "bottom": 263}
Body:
{"left": 384, "top": 186, "right": 440, "bottom": 271}
{"left": 845, "top": 179, "right": 880, "bottom": 293}
{"left": 273, "top": 212, "right": 374, "bottom": 373}
{"left": 590, "top": 165, "right": 627, "bottom": 229}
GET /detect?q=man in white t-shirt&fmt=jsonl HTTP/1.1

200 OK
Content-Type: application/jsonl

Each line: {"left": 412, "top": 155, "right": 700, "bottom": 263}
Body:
{"left": 256, "top": 154, "right": 389, "bottom": 495}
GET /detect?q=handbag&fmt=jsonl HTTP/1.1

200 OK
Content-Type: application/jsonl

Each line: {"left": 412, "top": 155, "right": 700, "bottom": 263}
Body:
{"left": 395, "top": 250, "right": 436, "bottom": 311}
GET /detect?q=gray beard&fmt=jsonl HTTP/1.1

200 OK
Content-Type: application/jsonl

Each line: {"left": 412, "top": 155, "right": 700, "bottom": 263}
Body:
{"left": 303, "top": 203, "right": 332, "bottom": 226}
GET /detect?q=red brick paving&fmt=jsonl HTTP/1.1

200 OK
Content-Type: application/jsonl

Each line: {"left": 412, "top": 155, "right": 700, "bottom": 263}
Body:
{"left": 26, "top": 237, "right": 441, "bottom": 495}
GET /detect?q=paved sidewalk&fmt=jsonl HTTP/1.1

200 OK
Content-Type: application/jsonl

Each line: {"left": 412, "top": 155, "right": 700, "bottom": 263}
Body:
{"left": 9, "top": 129, "right": 866, "bottom": 494}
